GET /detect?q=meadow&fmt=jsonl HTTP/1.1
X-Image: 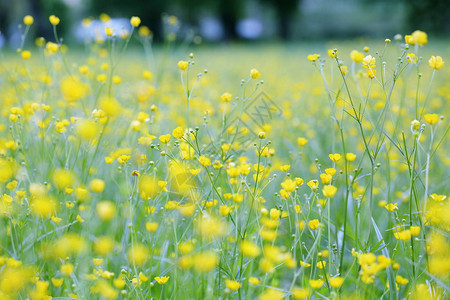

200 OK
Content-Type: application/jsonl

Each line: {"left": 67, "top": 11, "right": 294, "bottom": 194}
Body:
{"left": 0, "top": 15, "right": 448, "bottom": 299}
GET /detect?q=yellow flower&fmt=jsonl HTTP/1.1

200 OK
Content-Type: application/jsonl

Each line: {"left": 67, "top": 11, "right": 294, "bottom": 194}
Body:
{"left": 378, "top": 200, "right": 387, "bottom": 207}
{"left": 362, "top": 55, "right": 376, "bottom": 69}
{"left": 308, "top": 219, "right": 320, "bottom": 230}
{"left": 172, "top": 126, "right": 184, "bottom": 139}
{"left": 295, "top": 177, "right": 304, "bottom": 186}
{"left": 49, "top": 15, "right": 60, "bottom": 26}
{"left": 281, "top": 179, "right": 296, "bottom": 193}
{"left": 250, "top": 68, "right": 260, "bottom": 79}
{"left": 24, "top": 15, "right": 34, "bottom": 25}
{"left": 428, "top": 56, "right": 445, "bottom": 70}
{"left": 346, "top": 152, "right": 356, "bottom": 161}
{"left": 394, "top": 229, "right": 411, "bottom": 241}
{"left": 298, "top": 220, "right": 306, "bottom": 230}
{"left": 138, "top": 272, "right": 148, "bottom": 283}
{"left": 198, "top": 155, "right": 211, "bottom": 167}
{"left": 94, "top": 236, "right": 115, "bottom": 256}
{"left": 51, "top": 278, "right": 64, "bottom": 287}
{"left": 6, "top": 181, "right": 17, "bottom": 190}
{"left": 139, "top": 175, "right": 158, "bottom": 200}
{"left": 113, "top": 75, "right": 122, "bottom": 83}
{"left": 405, "top": 35, "right": 414, "bottom": 44}
{"left": 21, "top": 50, "right": 31, "bottom": 60}
{"left": 177, "top": 256, "right": 192, "bottom": 269}
{"left": 309, "top": 279, "right": 324, "bottom": 289}
{"left": 307, "top": 54, "right": 320, "bottom": 62}
{"left": 279, "top": 164, "right": 290, "bottom": 171}
{"left": 384, "top": 203, "right": 398, "bottom": 212}
{"left": 358, "top": 252, "right": 376, "bottom": 266}
{"left": 410, "top": 226, "right": 420, "bottom": 236}
{"left": 300, "top": 260, "right": 311, "bottom": 268}
{"left": 113, "top": 277, "right": 126, "bottom": 289}
{"left": 60, "top": 76, "right": 89, "bottom": 102}
{"left": 316, "top": 260, "right": 326, "bottom": 269}
{"left": 329, "top": 153, "right": 342, "bottom": 162}
{"left": 367, "top": 68, "right": 376, "bottom": 79}
{"left": 51, "top": 215, "right": 62, "bottom": 223}
{"left": 411, "top": 119, "right": 421, "bottom": 131}
{"left": 60, "top": 263, "right": 74, "bottom": 276}
{"left": 96, "top": 201, "right": 117, "bottom": 221}
{"left": 424, "top": 113, "right": 440, "bottom": 125}
{"left": 100, "top": 13, "right": 110, "bottom": 23}
{"left": 406, "top": 53, "right": 418, "bottom": 64}
{"left": 139, "top": 26, "right": 151, "bottom": 37}
{"left": 192, "top": 251, "right": 218, "bottom": 272}
{"left": 159, "top": 134, "right": 171, "bottom": 144}
{"left": 329, "top": 276, "right": 344, "bottom": 288}
{"left": 130, "top": 16, "right": 141, "bottom": 27}
{"left": 128, "top": 244, "right": 149, "bottom": 266}
{"left": 259, "top": 288, "right": 284, "bottom": 300}
{"left": 178, "top": 241, "right": 194, "bottom": 255}
{"left": 219, "top": 205, "right": 232, "bottom": 216}
{"left": 240, "top": 240, "right": 261, "bottom": 258}
{"left": 430, "top": 193, "right": 446, "bottom": 202}
{"left": 322, "top": 185, "right": 337, "bottom": 198}
{"left": 377, "top": 255, "right": 391, "bottom": 268}
{"left": 297, "top": 137, "right": 308, "bottom": 146}
{"left": 249, "top": 277, "right": 261, "bottom": 285}
{"left": 105, "top": 27, "right": 114, "bottom": 36}
{"left": 93, "top": 258, "right": 104, "bottom": 266}
{"left": 145, "top": 222, "right": 159, "bottom": 232}
{"left": 197, "top": 215, "right": 226, "bottom": 238}
{"left": 319, "top": 173, "right": 331, "bottom": 184}
{"left": 410, "top": 30, "right": 428, "bottom": 46}
{"left": 221, "top": 92, "right": 232, "bottom": 102}
{"left": 328, "top": 49, "right": 337, "bottom": 58}
{"left": 292, "top": 287, "right": 310, "bottom": 299}
{"left": 350, "top": 50, "right": 364, "bottom": 63}
{"left": 46, "top": 41, "right": 59, "bottom": 53}
{"left": 307, "top": 179, "right": 319, "bottom": 191}
{"left": 325, "top": 168, "right": 336, "bottom": 176}
{"left": 31, "top": 197, "right": 57, "bottom": 218}
{"left": 225, "top": 279, "right": 241, "bottom": 290}
{"left": 396, "top": 275, "right": 409, "bottom": 285}
{"left": 90, "top": 179, "right": 105, "bottom": 193}
{"left": 154, "top": 276, "right": 169, "bottom": 284}
{"left": 178, "top": 60, "right": 189, "bottom": 70}
{"left": 270, "top": 208, "right": 281, "bottom": 220}
{"left": 97, "top": 74, "right": 108, "bottom": 82}
{"left": 76, "top": 119, "right": 99, "bottom": 140}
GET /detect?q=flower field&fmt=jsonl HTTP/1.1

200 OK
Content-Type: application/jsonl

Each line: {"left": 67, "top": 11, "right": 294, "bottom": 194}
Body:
{"left": 0, "top": 16, "right": 448, "bottom": 299}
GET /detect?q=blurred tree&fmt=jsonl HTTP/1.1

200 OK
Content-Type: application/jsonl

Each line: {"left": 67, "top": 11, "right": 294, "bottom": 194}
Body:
{"left": 31, "top": 0, "right": 69, "bottom": 40}
{"left": 0, "top": 1, "right": 9, "bottom": 35}
{"left": 263, "top": 0, "right": 301, "bottom": 40}
{"left": 365, "top": 0, "right": 450, "bottom": 35}
{"left": 217, "top": 0, "right": 242, "bottom": 39}
{"left": 174, "top": 0, "right": 208, "bottom": 28}
{"left": 175, "top": 0, "right": 243, "bottom": 40}
{"left": 405, "top": 0, "right": 450, "bottom": 34}
{"left": 90, "top": 0, "right": 169, "bottom": 41}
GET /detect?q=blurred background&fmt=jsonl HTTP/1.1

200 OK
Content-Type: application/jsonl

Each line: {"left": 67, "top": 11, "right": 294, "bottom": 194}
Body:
{"left": 0, "top": 0, "right": 449, "bottom": 47}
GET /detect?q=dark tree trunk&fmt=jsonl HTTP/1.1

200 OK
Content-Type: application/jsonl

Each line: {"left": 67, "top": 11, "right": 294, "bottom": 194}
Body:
{"left": 277, "top": 8, "right": 291, "bottom": 40}
{"left": 220, "top": 12, "right": 238, "bottom": 40}
{"left": 218, "top": 0, "right": 240, "bottom": 40}
{"left": 31, "top": 0, "right": 52, "bottom": 40}
{"left": 406, "top": 0, "right": 450, "bottom": 34}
